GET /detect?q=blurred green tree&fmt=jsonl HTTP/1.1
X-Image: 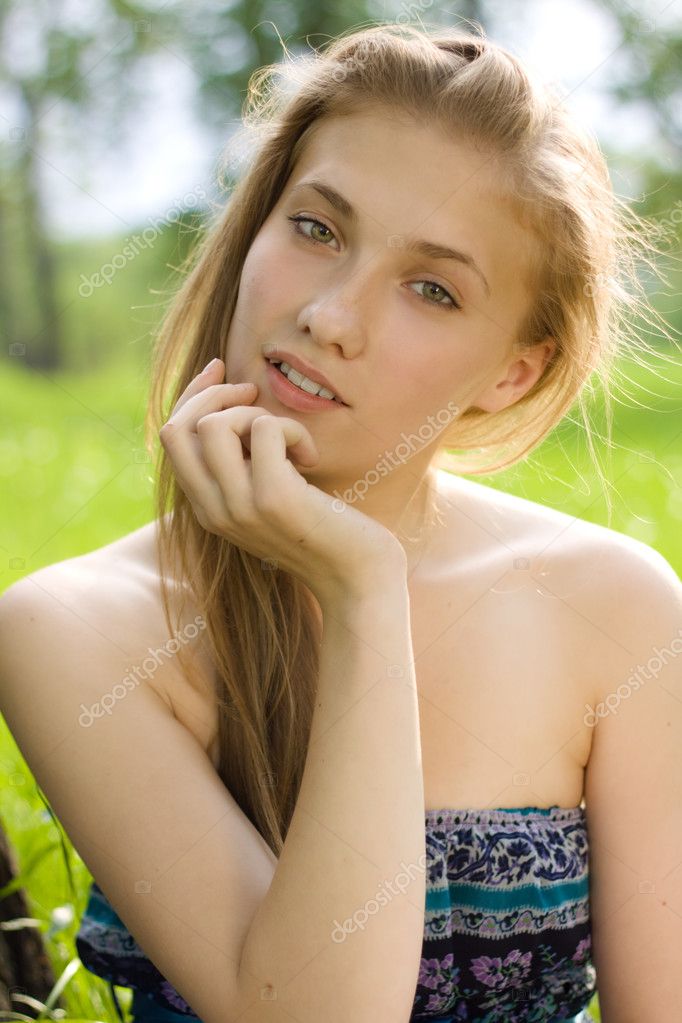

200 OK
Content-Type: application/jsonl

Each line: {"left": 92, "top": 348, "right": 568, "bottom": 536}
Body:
{"left": 0, "top": 0, "right": 183, "bottom": 370}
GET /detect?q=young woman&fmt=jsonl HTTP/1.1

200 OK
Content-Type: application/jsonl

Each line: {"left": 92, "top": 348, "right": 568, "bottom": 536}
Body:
{"left": 1, "top": 22, "right": 680, "bottom": 1023}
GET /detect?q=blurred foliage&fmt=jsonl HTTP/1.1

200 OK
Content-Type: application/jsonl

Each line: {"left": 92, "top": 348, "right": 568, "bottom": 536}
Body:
{"left": 0, "top": 740, "right": 133, "bottom": 1022}
{"left": 597, "top": 0, "right": 682, "bottom": 152}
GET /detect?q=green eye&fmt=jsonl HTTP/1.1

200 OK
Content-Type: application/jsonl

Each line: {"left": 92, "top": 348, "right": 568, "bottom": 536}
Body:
{"left": 288, "top": 215, "right": 336, "bottom": 245}
{"left": 409, "top": 280, "right": 461, "bottom": 311}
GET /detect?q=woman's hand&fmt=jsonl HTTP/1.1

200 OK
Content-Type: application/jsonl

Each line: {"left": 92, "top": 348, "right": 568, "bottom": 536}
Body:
{"left": 158, "top": 358, "right": 407, "bottom": 609}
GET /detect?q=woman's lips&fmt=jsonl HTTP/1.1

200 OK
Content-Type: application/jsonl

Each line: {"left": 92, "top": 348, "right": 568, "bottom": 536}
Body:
{"left": 264, "top": 359, "right": 348, "bottom": 412}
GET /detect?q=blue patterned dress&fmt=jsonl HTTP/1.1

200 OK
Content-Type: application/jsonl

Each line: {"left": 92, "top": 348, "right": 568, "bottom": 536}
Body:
{"left": 75, "top": 804, "right": 596, "bottom": 1022}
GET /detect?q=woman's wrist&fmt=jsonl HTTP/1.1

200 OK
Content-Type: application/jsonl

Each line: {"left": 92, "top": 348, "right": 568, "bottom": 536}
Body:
{"left": 315, "top": 549, "right": 410, "bottom": 618}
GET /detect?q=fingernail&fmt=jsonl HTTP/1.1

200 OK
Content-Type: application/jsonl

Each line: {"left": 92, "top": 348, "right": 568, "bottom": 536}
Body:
{"left": 201, "top": 357, "right": 220, "bottom": 374}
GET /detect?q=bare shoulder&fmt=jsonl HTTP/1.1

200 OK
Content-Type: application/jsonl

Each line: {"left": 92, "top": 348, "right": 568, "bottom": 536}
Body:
{"left": 0, "top": 516, "right": 215, "bottom": 725}
{"left": 0, "top": 519, "right": 166, "bottom": 655}
{"left": 436, "top": 469, "right": 682, "bottom": 690}
{"left": 435, "top": 467, "right": 679, "bottom": 585}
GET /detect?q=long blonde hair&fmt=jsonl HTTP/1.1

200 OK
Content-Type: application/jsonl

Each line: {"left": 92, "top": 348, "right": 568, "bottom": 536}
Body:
{"left": 144, "top": 22, "right": 677, "bottom": 856}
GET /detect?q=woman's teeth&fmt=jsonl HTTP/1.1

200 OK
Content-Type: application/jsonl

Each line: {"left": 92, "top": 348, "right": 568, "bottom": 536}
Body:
{"left": 275, "top": 361, "right": 337, "bottom": 401}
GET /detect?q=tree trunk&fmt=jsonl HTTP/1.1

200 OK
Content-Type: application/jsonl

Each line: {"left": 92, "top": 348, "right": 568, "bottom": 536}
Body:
{"left": 17, "top": 86, "right": 64, "bottom": 373}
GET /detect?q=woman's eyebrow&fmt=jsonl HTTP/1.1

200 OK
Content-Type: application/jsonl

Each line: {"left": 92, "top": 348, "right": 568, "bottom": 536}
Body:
{"left": 287, "top": 177, "right": 491, "bottom": 300}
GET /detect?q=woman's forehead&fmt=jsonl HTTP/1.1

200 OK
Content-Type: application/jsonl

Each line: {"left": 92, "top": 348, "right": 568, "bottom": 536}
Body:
{"left": 288, "top": 110, "right": 522, "bottom": 229}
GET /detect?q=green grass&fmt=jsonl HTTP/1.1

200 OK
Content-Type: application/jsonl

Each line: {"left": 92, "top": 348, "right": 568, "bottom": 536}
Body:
{"left": 1, "top": 345, "right": 680, "bottom": 1021}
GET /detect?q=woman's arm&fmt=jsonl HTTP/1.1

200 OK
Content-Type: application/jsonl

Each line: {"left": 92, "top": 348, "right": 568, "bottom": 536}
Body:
{"left": 580, "top": 538, "right": 682, "bottom": 1021}
{"left": 0, "top": 557, "right": 425, "bottom": 1023}
{"left": 234, "top": 574, "right": 426, "bottom": 1021}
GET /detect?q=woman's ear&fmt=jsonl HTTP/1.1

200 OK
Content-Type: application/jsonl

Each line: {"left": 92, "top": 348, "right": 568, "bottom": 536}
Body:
{"left": 470, "top": 336, "right": 557, "bottom": 414}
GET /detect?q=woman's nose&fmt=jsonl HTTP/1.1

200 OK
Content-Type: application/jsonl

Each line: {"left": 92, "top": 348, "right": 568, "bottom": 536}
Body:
{"left": 295, "top": 268, "right": 370, "bottom": 354}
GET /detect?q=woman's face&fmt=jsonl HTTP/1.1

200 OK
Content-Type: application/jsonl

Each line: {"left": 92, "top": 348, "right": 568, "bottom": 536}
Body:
{"left": 224, "top": 106, "right": 554, "bottom": 493}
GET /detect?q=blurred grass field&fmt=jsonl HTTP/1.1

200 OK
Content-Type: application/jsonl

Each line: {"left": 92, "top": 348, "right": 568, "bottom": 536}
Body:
{"left": 1, "top": 336, "right": 680, "bottom": 1021}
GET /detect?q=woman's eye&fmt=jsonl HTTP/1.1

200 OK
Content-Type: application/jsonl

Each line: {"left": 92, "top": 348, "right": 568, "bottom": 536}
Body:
{"left": 288, "top": 214, "right": 462, "bottom": 312}
{"left": 287, "top": 215, "right": 337, "bottom": 246}
{"left": 407, "top": 280, "right": 462, "bottom": 312}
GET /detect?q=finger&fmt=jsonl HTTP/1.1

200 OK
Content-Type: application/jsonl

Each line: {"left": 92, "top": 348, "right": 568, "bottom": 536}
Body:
{"left": 249, "top": 414, "right": 319, "bottom": 513}
{"left": 238, "top": 415, "right": 319, "bottom": 465}
{"left": 163, "top": 428, "right": 226, "bottom": 523}
{"left": 168, "top": 357, "right": 226, "bottom": 417}
{"left": 163, "top": 403, "right": 270, "bottom": 528}
{"left": 195, "top": 406, "right": 279, "bottom": 517}
{"left": 163, "top": 382, "right": 259, "bottom": 437}
{"left": 210, "top": 410, "right": 318, "bottom": 467}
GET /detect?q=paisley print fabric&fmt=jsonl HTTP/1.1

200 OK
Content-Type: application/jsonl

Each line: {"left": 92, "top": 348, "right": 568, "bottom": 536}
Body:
{"left": 75, "top": 805, "right": 596, "bottom": 1022}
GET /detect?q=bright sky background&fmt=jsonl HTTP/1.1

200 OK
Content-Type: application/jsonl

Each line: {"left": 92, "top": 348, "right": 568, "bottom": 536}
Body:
{"left": 19, "top": 0, "right": 676, "bottom": 240}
